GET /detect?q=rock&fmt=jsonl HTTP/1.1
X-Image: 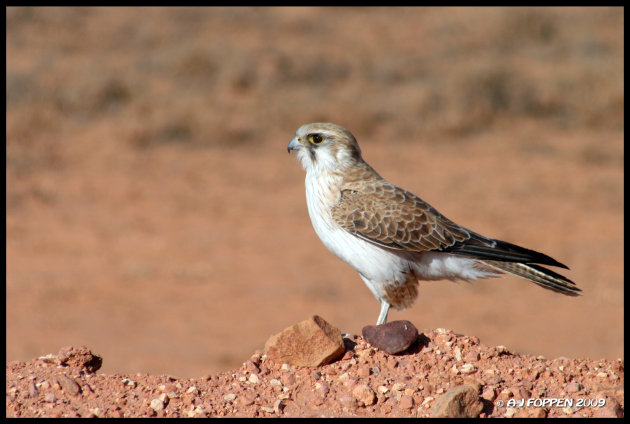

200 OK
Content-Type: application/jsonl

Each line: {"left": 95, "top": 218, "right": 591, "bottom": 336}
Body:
{"left": 352, "top": 384, "right": 376, "bottom": 406}
{"left": 264, "top": 315, "right": 345, "bottom": 367}
{"left": 399, "top": 394, "right": 414, "bottom": 409}
{"left": 361, "top": 320, "right": 418, "bottom": 354}
{"left": 150, "top": 398, "right": 165, "bottom": 412}
{"left": 593, "top": 398, "right": 623, "bottom": 418}
{"left": 431, "top": 384, "right": 484, "bottom": 418}
{"left": 565, "top": 381, "right": 581, "bottom": 393}
{"left": 57, "top": 346, "right": 102, "bottom": 373}
{"left": 54, "top": 374, "right": 81, "bottom": 396}
{"left": 481, "top": 387, "right": 496, "bottom": 401}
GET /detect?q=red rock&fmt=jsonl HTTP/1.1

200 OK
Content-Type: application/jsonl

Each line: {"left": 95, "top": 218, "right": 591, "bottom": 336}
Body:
{"left": 264, "top": 316, "right": 345, "bottom": 367}
{"left": 593, "top": 398, "right": 623, "bottom": 418}
{"left": 431, "top": 384, "right": 484, "bottom": 418}
{"left": 352, "top": 384, "right": 376, "bottom": 406}
{"left": 362, "top": 320, "right": 418, "bottom": 354}
{"left": 54, "top": 374, "right": 81, "bottom": 396}
{"left": 57, "top": 346, "right": 102, "bottom": 373}
{"left": 399, "top": 394, "right": 414, "bottom": 409}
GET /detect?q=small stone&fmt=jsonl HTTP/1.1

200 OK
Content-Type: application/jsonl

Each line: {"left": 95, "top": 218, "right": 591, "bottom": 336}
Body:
{"left": 54, "top": 374, "right": 81, "bottom": 396}
{"left": 460, "top": 363, "right": 477, "bottom": 374}
{"left": 150, "top": 398, "right": 164, "bottom": 412}
{"left": 505, "top": 407, "right": 517, "bottom": 418}
{"left": 465, "top": 351, "right": 480, "bottom": 362}
{"left": 122, "top": 378, "right": 137, "bottom": 388}
{"left": 28, "top": 382, "right": 39, "bottom": 398}
{"left": 593, "top": 398, "right": 623, "bottom": 418}
{"left": 362, "top": 320, "right": 418, "bottom": 354}
{"left": 454, "top": 347, "right": 462, "bottom": 361}
{"left": 57, "top": 346, "right": 102, "bottom": 373}
{"left": 481, "top": 387, "right": 496, "bottom": 401}
{"left": 565, "top": 381, "right": 582, "bottom": 393}
{"left": 223, "top": 393, "right": 237, "bottom": 402}
{"left": 248, "top": 374, "right": 260, "bottom": 384}
{"left": 495, "top": 345, "right": 509, "bottom": 355}
{"left": 431, "top": 385, "right": 483, "bottom": 418}
{"left": 44, "top": 393, "right": 56, "bottom": 403}
{"left": 422, "top": 396, "right": 435, "bottom": 407}
{"left": 339, "top": 394, "right": 358, "bottom": 410}
{"left": 378, "top": 385, "right": 389, "bottom": 394}
{"left": 357, "top": 366, "right": 371, "bottom": 378}
{"left": 352, "top": 384, "right": 376, "bottom": 406}
{"left": 399, "top": 395, "right": 414, "bottom": 409}
{"left": 264, "top": 315, "right": 345, "bottom": 367}
{"left": 245, "top": 360, "right": 260, "bottom": 374}
{"left": 188, "top": 405, "right": 207, "bottom": 417}
{"left": 391, "top": 382, "right": 406, "bottom": 392}
{"left": 316, "top": 382, "right": 330, "bottom": 397}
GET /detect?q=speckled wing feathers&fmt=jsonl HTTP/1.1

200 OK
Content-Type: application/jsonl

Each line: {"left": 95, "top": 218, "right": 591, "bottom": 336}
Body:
{"left": 332, "top": 181, "right": 471, "bottom": 252}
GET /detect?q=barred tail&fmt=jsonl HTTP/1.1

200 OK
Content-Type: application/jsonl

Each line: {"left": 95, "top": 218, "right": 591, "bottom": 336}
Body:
{"left": 481, "top": 260, "right": 582, "bottom": 296}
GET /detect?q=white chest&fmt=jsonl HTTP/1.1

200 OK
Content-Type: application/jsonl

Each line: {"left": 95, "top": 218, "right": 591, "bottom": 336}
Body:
{"left": 303, "top": 171, "right": 405, "bottom": 281}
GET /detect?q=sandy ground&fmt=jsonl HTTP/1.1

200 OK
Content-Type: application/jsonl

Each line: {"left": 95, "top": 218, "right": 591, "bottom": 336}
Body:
{"left": 6, "top": 6, "right": 623, "bottom": 383}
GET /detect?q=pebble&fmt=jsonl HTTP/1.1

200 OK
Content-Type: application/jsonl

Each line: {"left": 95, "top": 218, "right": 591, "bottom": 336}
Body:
{"left": 54, "top": 374, "right": 81, "bottom": 396}
{"left": 28, "top": 382, "right": 39, "bottom": 398}
{"left": 57, "top": 346, "right": 102, "bottom": 373}
{"left": 593, "top": 398, "right": 623, "bottom": 418}
{"left": 465, "top": 351, "right": 480, "bottom": 362}
{"left": 565, "top": 381, "right": 582, "bottom": 393}
{"left": 357, "top": 366, "right": 371, "bottom": 378}
{"left": 399, "top": 395, "right": 414, "bottom": 409}
{"left": 264, "top": 315, "right": 345, "bottom": 367}
{"left": 460, "top": 363, "right": 477, "bottom": 374}
{"left": 339, "top": 394, "right": 358, "bottom": 410}
{"left": 481, "top": 387, "right": 496, "bottom": 401}
{"left": 431, "top": 385, "right": 483, "bottom": 418}
{"left": 352, "top": 384, "right": 376, "bottom": 406}
{"left": 362, "top": 320, "right": 418, "bottom": 354}
{"left": 149, "top": 398, "right": 164, "bottom": 412}
{"left": 245, "top": 360, "right": 260, "bottom": 374}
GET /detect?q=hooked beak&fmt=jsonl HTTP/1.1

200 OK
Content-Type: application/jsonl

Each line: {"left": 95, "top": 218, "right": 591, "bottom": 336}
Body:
{"left": 287, "top": 137, "right": 301, "bottom": 153}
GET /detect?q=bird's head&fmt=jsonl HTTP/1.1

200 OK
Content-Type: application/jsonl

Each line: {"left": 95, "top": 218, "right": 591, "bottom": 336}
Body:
{"left": 288, "top": 122, "right": 363, "bottom": 174}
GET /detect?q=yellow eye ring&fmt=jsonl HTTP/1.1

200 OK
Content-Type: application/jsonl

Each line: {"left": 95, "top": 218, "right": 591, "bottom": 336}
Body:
{"left": 307, "top": 134, "right": 324, "bottom": 145}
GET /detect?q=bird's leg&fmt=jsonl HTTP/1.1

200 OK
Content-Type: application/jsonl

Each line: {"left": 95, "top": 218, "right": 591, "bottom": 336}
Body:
{"left": 376, "top": 301, "right": 390, "bottom": 325}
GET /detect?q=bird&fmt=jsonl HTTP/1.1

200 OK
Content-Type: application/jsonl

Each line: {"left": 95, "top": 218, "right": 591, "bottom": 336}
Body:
{"left": 287, "top": 122, "right": 581, "bottom": 326}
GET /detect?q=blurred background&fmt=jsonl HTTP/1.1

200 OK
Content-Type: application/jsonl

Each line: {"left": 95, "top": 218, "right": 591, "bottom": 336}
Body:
{"left": 6, "top": 7, "right": 623, "bottom": 378}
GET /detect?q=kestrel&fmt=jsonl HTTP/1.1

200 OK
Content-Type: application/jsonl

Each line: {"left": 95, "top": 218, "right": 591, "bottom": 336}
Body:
{"left": 288, "top": 122, "right": 581, "bottom": 325}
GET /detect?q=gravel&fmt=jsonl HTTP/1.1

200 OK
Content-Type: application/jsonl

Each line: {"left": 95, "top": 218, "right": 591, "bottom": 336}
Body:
{"left": 5, "top": 328, "right": 624, "bottom": 418}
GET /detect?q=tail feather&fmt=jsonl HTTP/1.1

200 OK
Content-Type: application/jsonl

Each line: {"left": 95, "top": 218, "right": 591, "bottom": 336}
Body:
{"left": 481, "top": 260, "right": 582, "bottom": 297}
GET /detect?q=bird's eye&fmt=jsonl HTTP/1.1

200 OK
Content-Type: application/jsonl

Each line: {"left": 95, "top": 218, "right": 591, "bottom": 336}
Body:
{"left": 307, "top": 134, "right": 324, "bottom": 145}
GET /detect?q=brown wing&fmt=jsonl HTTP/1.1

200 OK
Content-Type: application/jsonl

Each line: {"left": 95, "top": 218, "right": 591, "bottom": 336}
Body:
{"left": 331, "top": 183, "right": 472, "bottom": 252}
